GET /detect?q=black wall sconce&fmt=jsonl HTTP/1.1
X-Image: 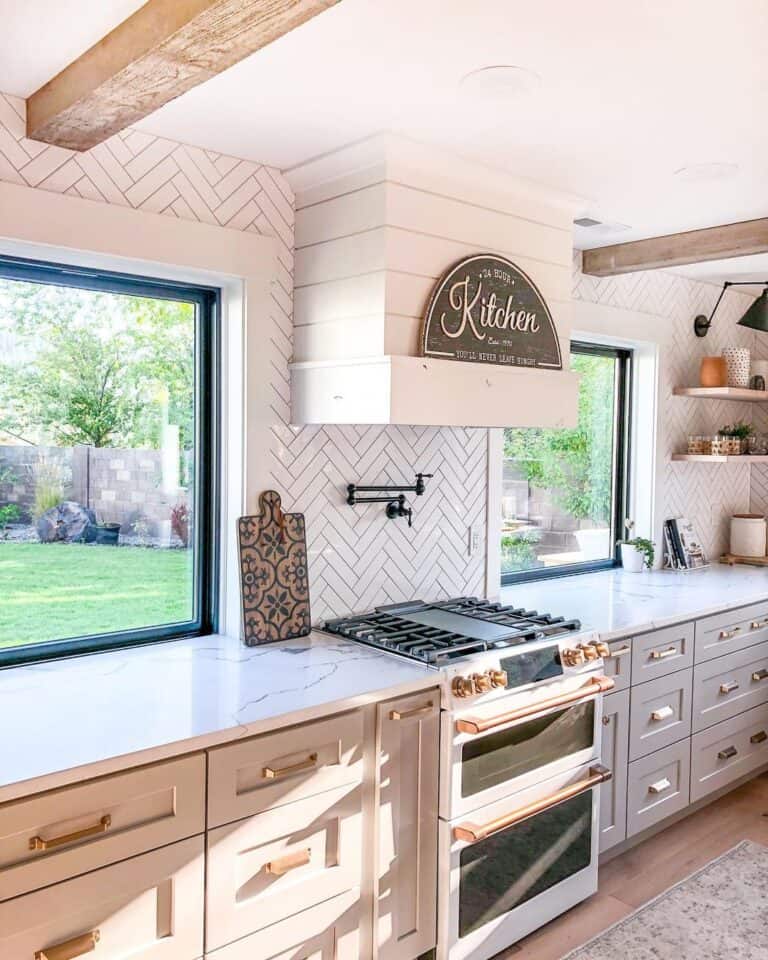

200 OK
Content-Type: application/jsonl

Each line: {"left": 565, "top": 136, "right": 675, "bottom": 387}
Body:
{"left": 346, "top": 473, "right": 433, "bottom": 527}
{"left": 694, "top": 280, "right": 768, "bottom": 337}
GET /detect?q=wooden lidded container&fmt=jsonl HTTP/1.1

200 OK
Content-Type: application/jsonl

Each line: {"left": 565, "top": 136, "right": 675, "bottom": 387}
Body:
{"left": 700, "top": 356, "right": 727, "bottom": 387}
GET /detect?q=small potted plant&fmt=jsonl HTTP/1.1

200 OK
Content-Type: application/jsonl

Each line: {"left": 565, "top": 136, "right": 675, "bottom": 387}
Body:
{"left": 619, "top": 519, "right": 655, "bottom": 572}
{"left": 718, "top": 421, "right": 752, "bottom": 455}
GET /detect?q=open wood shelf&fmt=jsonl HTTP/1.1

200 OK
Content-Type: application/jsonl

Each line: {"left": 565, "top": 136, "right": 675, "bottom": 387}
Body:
{"left": 673, "top": 386, "right": 768, "bottom": 402}
{"left": 671, "top": 454, "right": 768, "bottom": 463}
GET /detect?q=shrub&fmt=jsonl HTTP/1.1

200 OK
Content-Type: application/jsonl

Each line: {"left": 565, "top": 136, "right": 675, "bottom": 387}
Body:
{"left": 0, "top": 503, "right": 20, "bottom": 538}
{"left": 171, "top": 503, "right": 190, "bottom": 547}
{"left": 32, "top": 458, "right": 69, "bottom": 520}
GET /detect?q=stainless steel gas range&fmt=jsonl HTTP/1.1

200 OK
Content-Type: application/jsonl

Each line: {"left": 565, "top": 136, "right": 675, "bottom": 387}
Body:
{"left": 324, "top": 597, "right": 615, "bottom": 960}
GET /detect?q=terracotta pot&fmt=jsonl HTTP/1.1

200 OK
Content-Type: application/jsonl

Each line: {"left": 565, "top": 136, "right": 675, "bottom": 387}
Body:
{"left": 699, "top": 356, "right": 727, "bottom": 387}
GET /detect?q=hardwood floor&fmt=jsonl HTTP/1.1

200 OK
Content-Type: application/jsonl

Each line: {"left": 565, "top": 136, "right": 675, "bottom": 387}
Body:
{"left": 497, "top": 772, "right": 768, "bottom": 959}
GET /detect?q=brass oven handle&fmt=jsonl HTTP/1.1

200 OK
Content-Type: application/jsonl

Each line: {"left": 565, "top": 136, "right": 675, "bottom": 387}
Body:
{"left": 607, "top": 645, "right": 631, "bottom": 658}
{"left": 455, "top": 676, "right": 615, "bottom": 735}
{"left": 751, "top": 730, "right": 768, "bottom": 744}
{"left": 36, "top": 930, "right": 100, "bottom": 960}
{"left": 650, "top": 646, "right": 678, "bottom": 661}
{"left": 263, "top": 753, "right": 318, "bottom": 780}
{"left": 719, "top": 627, "right": 741, "bottom": 640}
{"left": 752, "top": 669, "right": 768, "bottom": 682}
{"left": 29, "top": 816, "right": 111, "bottom": 852}
{"left": 719, "top": 681, "right": 739, "bottom": 695}
{"left": 751, "top": 618, "right": 768, "bottom": 630}
{"left": 718, "top": 745, "right": 738, "bottom": 760}
{"left": 266, "top": 847, "right": 311, "bottom": 876}
{"left": 453, "top": 764, "right": 612, "bottom": 843}
{"left": 389, "top": 700, "right": 434, "bottom": 721}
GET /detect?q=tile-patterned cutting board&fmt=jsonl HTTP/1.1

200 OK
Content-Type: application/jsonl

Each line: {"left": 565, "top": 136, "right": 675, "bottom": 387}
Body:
{"left": 238, "top": 490, "right": 311, "bottom": 644}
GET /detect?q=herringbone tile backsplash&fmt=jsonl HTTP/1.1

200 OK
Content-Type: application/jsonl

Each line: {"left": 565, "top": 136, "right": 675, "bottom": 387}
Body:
{"left": 0, "top": 92, "right": 486, "bottom": 621}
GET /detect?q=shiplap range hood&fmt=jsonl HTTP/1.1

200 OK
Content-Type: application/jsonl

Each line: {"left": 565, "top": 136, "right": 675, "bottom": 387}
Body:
{"left": 286, "top": 136, "right": 583, "bottom": 429}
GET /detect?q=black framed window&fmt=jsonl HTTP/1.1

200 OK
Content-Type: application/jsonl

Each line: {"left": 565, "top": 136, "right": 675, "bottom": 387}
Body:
{"left": 501, "top": 342, "right": 631, "bottom": 585}
{"left": 0, "top": 255, "right": 219, "bottom": 664}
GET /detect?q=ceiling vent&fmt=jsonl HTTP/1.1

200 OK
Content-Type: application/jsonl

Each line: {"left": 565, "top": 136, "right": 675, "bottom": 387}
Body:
{"left": 574, "top": 216, "right": 602, "bottom": 227}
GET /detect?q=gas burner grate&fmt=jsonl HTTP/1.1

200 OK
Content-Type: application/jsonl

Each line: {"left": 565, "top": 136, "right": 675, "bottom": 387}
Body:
{"left": 323, "top": 597, "right": 582, "bottom": 665}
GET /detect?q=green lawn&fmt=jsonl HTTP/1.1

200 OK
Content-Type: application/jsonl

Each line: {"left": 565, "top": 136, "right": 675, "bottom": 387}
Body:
{"left": 0, "top": 542, "right": 193, "bottom": 648}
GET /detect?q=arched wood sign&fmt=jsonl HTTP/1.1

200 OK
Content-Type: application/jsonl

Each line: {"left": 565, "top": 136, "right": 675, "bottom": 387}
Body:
{"left": 421, "top": 254, "right": 562, "bottom": 369}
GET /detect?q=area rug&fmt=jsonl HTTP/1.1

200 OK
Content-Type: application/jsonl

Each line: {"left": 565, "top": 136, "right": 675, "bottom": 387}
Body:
{"left": 562, "top": 840, "right": 768, "bottom": 959}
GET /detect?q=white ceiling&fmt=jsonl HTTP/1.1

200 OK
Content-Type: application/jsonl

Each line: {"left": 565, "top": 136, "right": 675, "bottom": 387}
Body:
{"left": 2, "top": 0, "right": 767, "bottom": 267}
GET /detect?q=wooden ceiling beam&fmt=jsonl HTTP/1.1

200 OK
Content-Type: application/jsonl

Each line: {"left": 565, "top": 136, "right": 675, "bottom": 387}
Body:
{"left": 27, "top": 0, "right": 340, "bottom": 151}
{"left": 582, "top": 218, "right": 768, "bottom": 277}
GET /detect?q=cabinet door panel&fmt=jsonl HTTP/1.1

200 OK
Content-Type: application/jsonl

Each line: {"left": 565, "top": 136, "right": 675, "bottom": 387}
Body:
{"left": 599, "top": 689, "right": 629, "bottom": 852}
{"left": 376, "top": 690, "right": 439, "bottom": 960}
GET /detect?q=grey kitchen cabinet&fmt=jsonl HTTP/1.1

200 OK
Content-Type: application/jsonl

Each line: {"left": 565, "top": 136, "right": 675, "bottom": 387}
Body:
{"left": 599, "top": 689, "right": 629, "bottom": 852}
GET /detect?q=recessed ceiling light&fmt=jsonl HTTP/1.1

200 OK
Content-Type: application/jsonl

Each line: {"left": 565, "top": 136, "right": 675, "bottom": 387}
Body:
{"left": 674, "top": 162, "right": 739, "bottom": 183}
{"left": 460, "top": 65, "right": 542, "bottom": 99}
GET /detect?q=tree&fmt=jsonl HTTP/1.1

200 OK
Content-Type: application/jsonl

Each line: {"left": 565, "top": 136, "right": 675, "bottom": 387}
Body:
{"left": 0, "top": 279, "right": 194, "bottom": 451}
{"left": 503, "top": 353, "right": 616, "bottom": 524}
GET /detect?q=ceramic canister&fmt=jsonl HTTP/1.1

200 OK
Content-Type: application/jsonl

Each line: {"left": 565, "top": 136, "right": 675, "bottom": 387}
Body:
{"left": 730, "top": 514, "right": 767, "bottom": 558}
{"left": 722, "top": 347, "right": 751, "bottom": 387}
{"left": 699, "top": 356, "right": 727, "bottom": 387}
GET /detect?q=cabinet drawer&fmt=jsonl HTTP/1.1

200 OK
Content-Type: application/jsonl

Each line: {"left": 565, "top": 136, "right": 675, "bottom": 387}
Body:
{"left": 691, "top": 704, "right": 768, "bottom": 803}
{"left": 206, "top": 784, "right": 362, "bottom": 950}
{"left": 631, "top": 623, "right": 694, "bottom": 684}
{"left": 693, "top": 640, "right": 768, "bottom": 732}
{"left": 208, "top": 710, "right": 363, "bottom": 828}
{"left": 0, "top": 836, "right": 204, "bottom": 960}
{"left": 599, "top": 689, "right": 629, "bottom": 852}
{"left": 626, "top": 740, "right": 690, "bottom": 838}
{"left": 205, "top": 889, "right": 360, "bottom": 960}
{"left": 0, "top": 754, "right": 205, "bottom": 902}
{"left": 695, "top": 601, "right": 768, "bottom": 663}
{"left": 602, "top": 639, "right": 632, "bottom": 693}
{"left": 629, "top": 669, "right": 692, "bottom": 761}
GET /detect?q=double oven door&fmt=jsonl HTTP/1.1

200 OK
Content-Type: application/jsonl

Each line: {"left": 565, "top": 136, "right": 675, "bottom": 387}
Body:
{"left": 437, "top": 669, "right": 611, "bottom": 960}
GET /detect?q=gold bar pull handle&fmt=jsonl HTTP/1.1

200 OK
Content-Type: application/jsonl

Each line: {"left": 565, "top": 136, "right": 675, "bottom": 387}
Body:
{"left": 453, "top": 764, "right": 612, "bottom": 843}
{"left": 718, "top": 745, "right": 738, "bottom": 760}
{"left": 29, "top": 816, "right": 111, "bottom": 852}
{"left": 719, "top": 680, "right": 739, "bottom": 695}
{"left": 266, "top": 847, "right": 311, "bottom": 876}
{"left": 389, "top": 700, "right": 434, "bottom": 721}
{"left": 263, "top": 753, "right": 318, "bottom": 780}
{"left": 750, "top": 730, "right": 768, "bottom": 744}
{"left": 648, "top": 778, "right": 671, "bottom": 795}
{"left": 719, "top": 627, "right": 741, "bottom": 640}
{"left": 651, "top": 705, "right": 674, "bottom": 722}
{"left": 35, "top": 930, "right": 100, "bottom": 960}
{"left": 650, "top": 646, "right": 678, "bottom": 661}
{"left": 607, "top": 645, "right": 631, "bottom": 658}
{"left": 752, "top": 669, "right": 768, "bottom": 682}
{"left": 750, "top": 618, "right": 768, "bottom": 630}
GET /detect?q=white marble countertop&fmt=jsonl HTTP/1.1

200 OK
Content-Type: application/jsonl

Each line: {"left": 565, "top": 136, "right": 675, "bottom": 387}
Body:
{"left": 0, "top": 632, "right": 436, "bottom": 803}
{"left": 502, "top": 564, "right": 768, "bottom": 641}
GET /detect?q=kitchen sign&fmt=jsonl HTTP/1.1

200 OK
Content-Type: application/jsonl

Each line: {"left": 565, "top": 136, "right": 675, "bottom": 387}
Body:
{"left": 421, "top": 254, "right": 562, "bottom": 369}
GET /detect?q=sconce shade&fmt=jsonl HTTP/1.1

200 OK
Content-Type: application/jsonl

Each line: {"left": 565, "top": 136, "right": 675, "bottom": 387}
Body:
{"left": 738, "top": 290, "right": 768, "bottom": 332}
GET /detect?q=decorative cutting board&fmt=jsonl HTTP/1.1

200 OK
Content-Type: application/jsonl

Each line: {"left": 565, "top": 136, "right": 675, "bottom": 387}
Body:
{"left": 238, "top": 490, "right": 311, "bottom": 645}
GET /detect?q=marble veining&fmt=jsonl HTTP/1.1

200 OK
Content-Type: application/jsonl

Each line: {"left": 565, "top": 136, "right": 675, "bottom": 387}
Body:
{"left": 502, "top": 565, "right": 768, "bottom": 640}
{"left": 0, "top": 632, "right": 434, "bottom": 802}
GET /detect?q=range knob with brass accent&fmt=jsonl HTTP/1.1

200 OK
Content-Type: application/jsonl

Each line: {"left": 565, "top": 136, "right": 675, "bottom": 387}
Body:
{"left": 472, "top": 672, "right": 492, "bottom": 694}
{"left": 579, "top": 643, "right": 599, "bottom": 662}
{"left": 561, "top": 647, "right": 586, "bottom": 667}
{"left": 488, "top": 669, "right": 508, "bottom": 689}
{"left": 591, "top": 641, "right": 610, "bottom": 658}
{"left": 452, "top": 675, "right": 475, "bottom": 698}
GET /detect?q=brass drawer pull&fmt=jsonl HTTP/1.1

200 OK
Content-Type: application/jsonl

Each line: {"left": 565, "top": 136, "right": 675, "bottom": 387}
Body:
{"left": 650, "top": 646, "right": 678, "bottom": 661}
{"left": 651, "top": 705, "right": 674, "bottom": 721}
{"left": 718, "top": 745, "right": 738, "bottom": 760}
{"left": 719, "top": 680, "right": 739, "bottom": 695}
{"left": 29, "top": 816, "right": 111, "bottom": 852}
{"left": 648, "top": 778, "right": 671, "bottom": 795}
{"left": 719, "top": 627, "right": 741, "bottom": 640}
{"left": 752, "top": 669, "right": 768, "bottom": 682}
{"left": 263, "top": 752, "right": 318, "bottom": 780}
{"left": 455, "top": 676, "right": 614, "bottom": 735}
{"left": 608, "top": 644, "right": 631, "bottom": 658}
{"left": 751, "top": 730, "right": 768, "bottom": 744}
{"left": 389, "top": 700, "right": 434, "bottom": 721}
{"left": 36, "top": 930, "right": 100, "bottom": 960}
{"left": 750, "top": 618, "right": 768, "bottom": 630}
{"left": 266, "top": 847, "right": 311, "bottom": 876}
{"left": 453, "top": 764, "right": 612, "bottom": 842}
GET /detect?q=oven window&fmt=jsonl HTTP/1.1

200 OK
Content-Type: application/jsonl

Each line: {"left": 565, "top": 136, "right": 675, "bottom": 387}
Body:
{"left": 458, "top": 789, "right": 592, "bottom": 937}
{"left": 461, "top": 701, "right": 594, "bottom": 799}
